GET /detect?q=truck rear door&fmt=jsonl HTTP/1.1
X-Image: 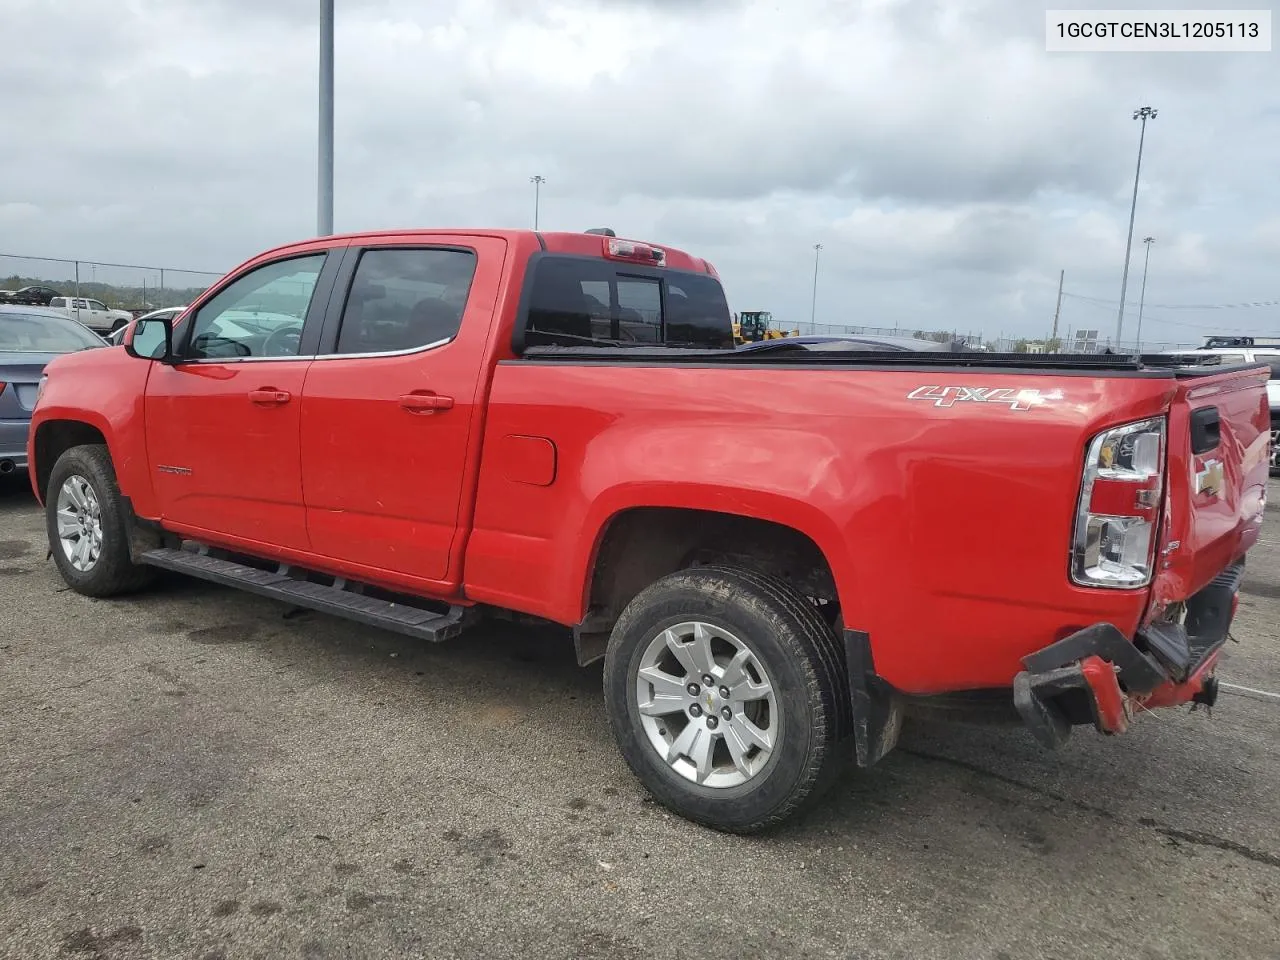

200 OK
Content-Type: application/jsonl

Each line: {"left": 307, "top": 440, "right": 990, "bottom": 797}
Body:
{"left": 1150, "top": 363, "right": 1270, "bottom": 615}
{"left": 298, "top": 236, "right": 508, "bottom": 586}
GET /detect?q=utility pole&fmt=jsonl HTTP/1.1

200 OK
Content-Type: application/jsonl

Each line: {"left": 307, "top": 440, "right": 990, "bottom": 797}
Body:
{"left": 1051, "top": 269, "right": 1064, "bottom": 344}
{"left": 530, "top": 175, "right": 546, "bottom": 229}
{"left": 1135, "top": 236, "right": 1155, "bottom": 354}
{"left": 317, "top": 0, "right": 335, "bottom": 236}
{"left": 1116, "top": 106, "right": 1157, "bottom": 347}
{"left": 810, "top": 243, "right": 822, "bottom": 326}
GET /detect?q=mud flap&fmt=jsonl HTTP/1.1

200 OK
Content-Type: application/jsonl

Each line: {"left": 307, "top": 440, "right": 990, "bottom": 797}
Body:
{"left": 845, "top": 629, "right": 904, "bottom": 766}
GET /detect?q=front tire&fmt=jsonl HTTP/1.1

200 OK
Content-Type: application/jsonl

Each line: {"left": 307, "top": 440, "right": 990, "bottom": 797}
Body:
{"left": 46, "top": 444, "right": 155, "bottom": 597}
{"left": 603, "top": 565, "right": 850, "bottom": 833}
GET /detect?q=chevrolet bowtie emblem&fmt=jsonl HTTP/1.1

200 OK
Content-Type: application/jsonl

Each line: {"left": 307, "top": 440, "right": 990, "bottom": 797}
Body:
{"left": 1195, "top": 459, "right": 1224, "bottom": 497}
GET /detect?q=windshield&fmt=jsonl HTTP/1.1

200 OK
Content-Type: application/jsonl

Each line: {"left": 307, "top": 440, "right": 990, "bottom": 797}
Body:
{"left": 0, "top": 313, "right": 104, "bottom": 352}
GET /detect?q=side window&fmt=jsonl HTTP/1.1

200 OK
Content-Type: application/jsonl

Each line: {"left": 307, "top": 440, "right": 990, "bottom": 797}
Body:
{"left": 665, "top": 277, "right": 733, "bottom": 348}
{"left": 614, "top": 278, "right": 660, "bottom": 343}
{"left": 183, "top": 254, "right": 326, "bottom": 360}
{"left": 73, "top": 299, "right": 89, "bottom": 309}
{"left": 49, "top": 297, "right": 65, "bottom": 308}
{"left": 89, "top": 300, "right": 107, "bottom": 311}
{"left": 334, "top": 247, "right": 477, "bottom": 355}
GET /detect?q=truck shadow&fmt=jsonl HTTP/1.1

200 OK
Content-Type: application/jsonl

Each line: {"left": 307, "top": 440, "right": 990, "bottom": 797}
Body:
{"left": 0, "top": 474, "right": 36, "bottom": 506}
{"left": 125, "top": 566, "right": 1280, "bottom": 867}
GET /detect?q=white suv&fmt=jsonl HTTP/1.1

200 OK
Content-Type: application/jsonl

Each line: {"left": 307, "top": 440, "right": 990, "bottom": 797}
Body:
{"left": 47, "top": 296, "right": 134, "bottom": 335}
{"left": 1165, "top": 346, "right": 1280, "bottom": 473}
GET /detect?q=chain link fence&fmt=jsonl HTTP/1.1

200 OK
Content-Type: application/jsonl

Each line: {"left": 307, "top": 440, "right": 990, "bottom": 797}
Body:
{"left": 0, "top": 253, "right": 224, "bottom": 316}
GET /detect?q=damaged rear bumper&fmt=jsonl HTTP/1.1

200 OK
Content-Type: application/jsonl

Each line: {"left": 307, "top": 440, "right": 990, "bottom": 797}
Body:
{"left": 1013, "top": 563, "right": 1242, "bottom": 749}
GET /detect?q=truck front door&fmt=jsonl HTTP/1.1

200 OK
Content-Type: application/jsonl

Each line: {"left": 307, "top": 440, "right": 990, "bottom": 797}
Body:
{"left": 143, "top": 248, "right": 339, "bottom": 552}
{"left": 299, "top": 237, "right": 507, "bottom": 585}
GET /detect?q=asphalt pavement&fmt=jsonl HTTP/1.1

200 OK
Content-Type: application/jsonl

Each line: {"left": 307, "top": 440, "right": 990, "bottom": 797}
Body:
{"left": 1, "top": 476, "right": 1277, "bottom": 960}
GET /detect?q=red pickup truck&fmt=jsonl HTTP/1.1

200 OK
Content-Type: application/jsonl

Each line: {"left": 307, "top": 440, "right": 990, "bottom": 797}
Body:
{"left": 26, "top": 228, "right": 1272, "bottom": 832}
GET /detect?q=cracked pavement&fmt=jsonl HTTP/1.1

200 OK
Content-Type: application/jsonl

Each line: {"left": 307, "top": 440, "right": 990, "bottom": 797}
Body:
{"left": 1, "top": 476, "right": 1277, "bottom": 959}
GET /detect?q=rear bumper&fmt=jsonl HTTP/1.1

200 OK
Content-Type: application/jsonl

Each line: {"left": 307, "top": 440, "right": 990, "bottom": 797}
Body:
{"left": 0, "top": 419, "right": 31, "bottom": 473}
{"left": 1013, "top": 563, "right": 1241, "bottom": 748}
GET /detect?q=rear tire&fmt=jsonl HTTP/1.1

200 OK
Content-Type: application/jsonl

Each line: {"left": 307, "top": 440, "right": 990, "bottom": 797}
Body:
{"left": 45, "top": 444, "right": 156, "bottom": 597}
{"left": 603, "top": 565, "right": 850, "bottom": 834}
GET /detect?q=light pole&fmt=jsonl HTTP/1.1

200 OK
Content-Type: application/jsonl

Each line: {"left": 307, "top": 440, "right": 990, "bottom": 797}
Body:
{"left": 1115, "top": 106, "right": 1156, "bottom": 348}
{"left": 810, "top": 243, "right": 822, "bottom": 326}
{"left": 1135, "top": 236, "right": 1155, "bottom": 353}
{"left": 317, "top": 0, "right": 334, "bottom": 236}
{"left": 530, "top": 175, "right": 546, "bottom": 229}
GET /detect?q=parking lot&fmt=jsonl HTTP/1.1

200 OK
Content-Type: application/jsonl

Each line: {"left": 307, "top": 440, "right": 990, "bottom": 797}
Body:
{"left": 0, "top": 476, "right": 1276, "bottom": 960}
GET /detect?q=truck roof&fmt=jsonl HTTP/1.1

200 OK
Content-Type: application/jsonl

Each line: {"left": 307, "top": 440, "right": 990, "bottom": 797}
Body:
{"left": 249, "top": 228, "right": 718, "bottom": 277}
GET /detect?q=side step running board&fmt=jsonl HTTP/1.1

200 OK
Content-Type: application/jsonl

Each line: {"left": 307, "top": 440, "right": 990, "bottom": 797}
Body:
{"left": 139, "top": 547, "right": 470, "bottom": 643}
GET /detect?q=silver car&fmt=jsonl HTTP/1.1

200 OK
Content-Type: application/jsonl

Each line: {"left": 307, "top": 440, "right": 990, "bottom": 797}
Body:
{"left": 107, "top": 306, "right": 188, "bottom": 346}
{"left": 0, "top": 305, "right": 108, "bottom": 476}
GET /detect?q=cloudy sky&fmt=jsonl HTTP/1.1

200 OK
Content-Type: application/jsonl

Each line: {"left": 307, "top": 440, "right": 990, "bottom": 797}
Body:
{"left": 2, "top": 0, "right": 1278, "bottom": 346}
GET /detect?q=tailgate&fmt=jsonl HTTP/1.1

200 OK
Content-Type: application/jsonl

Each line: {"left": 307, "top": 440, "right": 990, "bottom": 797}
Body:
{"left": 1149, "top": 363, "right": 1270, "bottom": 614}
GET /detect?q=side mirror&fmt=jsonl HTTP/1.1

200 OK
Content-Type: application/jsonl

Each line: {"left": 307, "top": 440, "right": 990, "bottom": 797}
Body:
{"left": 125, "top": 315, "right": 174, "bottom": 362}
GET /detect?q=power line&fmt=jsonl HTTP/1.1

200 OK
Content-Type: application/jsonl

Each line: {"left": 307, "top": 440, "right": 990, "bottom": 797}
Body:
{"left": 1062, "top": 291, "right": 1280, "bottom": 311}
{"left": 1061, "top": 295, "right": 1277, "bottom": 333}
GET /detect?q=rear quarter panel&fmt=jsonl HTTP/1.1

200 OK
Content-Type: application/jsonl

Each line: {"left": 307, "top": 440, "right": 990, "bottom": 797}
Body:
{"left": 465, "top": 361, "right": 1179, "bottom": 693}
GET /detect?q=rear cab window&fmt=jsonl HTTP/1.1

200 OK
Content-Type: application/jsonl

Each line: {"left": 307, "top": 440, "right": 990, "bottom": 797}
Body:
{"left": 521, "top": 255, "right": 732, "bottom": 350}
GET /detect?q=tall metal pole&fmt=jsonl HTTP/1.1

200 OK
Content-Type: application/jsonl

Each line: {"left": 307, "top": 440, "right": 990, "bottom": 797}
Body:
{"left": 1135, "top": 236, "right": 1154, "bottom": 354}
{"left": 530, "top": 175, "right": 546, "bottom": 229}
{"left": 810, "top": 243, "right": 822, "bottom": 326}
{"left": 1051, "top": 268, "right": 1064, "bottom": 344}
{"left": 318, "top": 0, "right": 335, "bottom": 237}
{"left": 1116, "top": 106, "right": 1156, "bottom": 348}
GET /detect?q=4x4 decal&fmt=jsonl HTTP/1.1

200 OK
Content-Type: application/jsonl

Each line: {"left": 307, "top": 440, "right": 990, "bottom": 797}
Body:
{"left": 907, "top": 385, "right": 1062, "bottom": 411}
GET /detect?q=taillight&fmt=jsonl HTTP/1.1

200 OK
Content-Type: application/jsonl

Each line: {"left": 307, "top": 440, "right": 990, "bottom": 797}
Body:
{"left": 1071, "top": 417, "right": 1166, "bottom": 588}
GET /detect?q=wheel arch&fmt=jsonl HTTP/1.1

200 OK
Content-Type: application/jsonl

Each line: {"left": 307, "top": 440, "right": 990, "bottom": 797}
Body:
{"left": 32, "top": 418, "right": 110, "bottom": 504}
{"left": 571, "top": 497, "right": 851, "bottom": 666}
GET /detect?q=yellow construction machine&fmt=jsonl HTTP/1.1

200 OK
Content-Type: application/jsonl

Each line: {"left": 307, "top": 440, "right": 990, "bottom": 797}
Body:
{"left": 732, "top": 311, "right": 799, "bottom": 345}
